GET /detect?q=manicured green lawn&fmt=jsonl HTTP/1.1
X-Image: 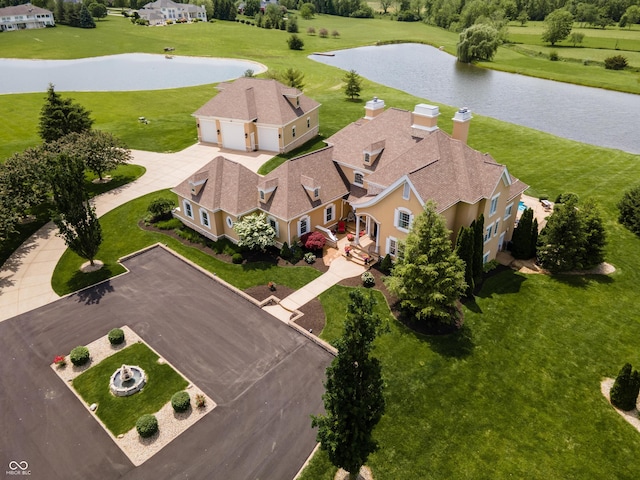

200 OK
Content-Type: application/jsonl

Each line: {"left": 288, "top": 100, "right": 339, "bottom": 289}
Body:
{"left": 51, "top": 190, "right": 322, "bottom": 295}
{"left": 72, "top": 341, "right": 188, "bottom": 436}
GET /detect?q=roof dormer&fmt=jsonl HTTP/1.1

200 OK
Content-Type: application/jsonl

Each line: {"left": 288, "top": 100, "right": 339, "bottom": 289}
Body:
{"left": 300, "top": 174, "right": 320, "bottom": 200}
{"left": 282, "top": 87, "right": 302, "bottom": 108}
{"left": 257, "top": 178, "right": 278, "bottom": 203}
{"left": 363, "top": 139, "right": 385, "bottom": 166}
{"left": 188, "top": 171, "right": 208, "bottom": 196}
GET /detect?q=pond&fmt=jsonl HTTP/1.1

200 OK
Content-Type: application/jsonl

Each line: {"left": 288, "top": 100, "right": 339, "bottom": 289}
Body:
{"left": 310, "top": 43, "right": 640, "bottom": 154}
{"left": 0, "top": 53, "right": 266, "bottom": 95}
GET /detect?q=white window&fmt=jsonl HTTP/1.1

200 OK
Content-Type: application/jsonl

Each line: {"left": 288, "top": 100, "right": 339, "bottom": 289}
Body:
{"left": 364, "top": 152, "right": 371, "bottom": 164}
{"left": 489, "top": 194, "right": 500, "bottom": 216}
{"left": 493, "top": 220, "right": 500, "bottom": 236}
{"left": 259, "top": 190, "right": 265, "bottom": 201}
{"left": 387, "top": 237, "right": 398, "bottom": 257}
{"left": 183, "top": 200, "right": 193, "bottom": 219}
{"left": 483, "top": 252, "right": 490, "bottom": 264}
{"left": 307, "top": 117, "right": 310, "bottom": 128}
{"left": 292, "top": 126, "right": 296, "bottom": 138}
{"left": 504, "top": 202, "right": 514, "bottom": 220}
{"left": 267, "top": 216, "right": 279, "bottom": 236}
{"left": 226, "top": 216, "right": 233, "bottom": 228}
{"left": 403, "top": 182, "right": 410, "bottom": 200}
{"left": 484, "top": 224, "right": 493, "bottom": 243}
{"left": 395, "top": 208, "right": 413, "bottom": 232}
{"left": 298, "top": 215, "right": 309, "bottom": 237}
{"left": 354, "top": 171, "right": 364, "bottom": 186}
{"left": 199, "top": 209, "right": 210, "bottom": 228}
{"left": 313, "top": 188, "right": 320, "bottom": 199}
{"left": 324, "top": 205, "right": 334, "bottom": 223}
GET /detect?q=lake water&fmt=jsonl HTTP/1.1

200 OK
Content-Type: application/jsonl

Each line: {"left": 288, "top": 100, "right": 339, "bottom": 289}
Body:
{"left": 0, "top": 54, "right": 265, "bottom": 94}
{"left": 310, "top": 43, "right": 640, "bottom": 154}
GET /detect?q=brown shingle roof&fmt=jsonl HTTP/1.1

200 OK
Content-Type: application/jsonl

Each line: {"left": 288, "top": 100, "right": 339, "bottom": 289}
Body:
{"left": 172, "top": 156, "right": 259, "bottom": 216}
{"left": 0, "top": 3, "right": 51, "bottom": 16}
{"left": 193, "top": 78, "right": 320, "bottom": 125}
{"left": 261, "top": 147, "right": 349, "bottom": 219}
{"left": 330, "top": 106, "right": 528, "bottom": 211}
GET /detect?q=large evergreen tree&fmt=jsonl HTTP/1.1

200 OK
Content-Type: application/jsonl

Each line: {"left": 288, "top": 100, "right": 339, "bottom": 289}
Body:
{"left": 343, "top": 69, "right": 363, "bottom": 100}
{"left": 312, "top": 290, "right": 385, "bottom": 480}
{"left": 511, "top": 207, "right": 534, "bottom": 259}
{"left": 472, "top": 214, "right": 484, "bottom": 285}
{"left": 50, "top": 154, "right": 102, "bottom": 266}
{"left": 617, "top": 183, "right": 640, "bottom": 236}
{"left": 385, "top": 202, "right": 467, "bottom": 324}
{"left": 610, "top": 363, "right": 640, "bottom": 411}
{"left": 39, "top": 84, "right": 93, "bottom": 143}
{"left": 455, "top": 225, "right": 475, "bottom": 296}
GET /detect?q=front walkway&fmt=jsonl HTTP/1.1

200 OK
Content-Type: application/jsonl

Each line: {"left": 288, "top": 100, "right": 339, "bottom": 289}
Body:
{"left": 0, "top": 144, "right": 273, "bottom": 322}
{"left": 262, "top": 256, "right": 365, "bottom": 322}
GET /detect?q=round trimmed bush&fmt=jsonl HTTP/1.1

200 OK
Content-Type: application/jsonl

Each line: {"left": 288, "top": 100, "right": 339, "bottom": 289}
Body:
{"left": 361, "top": 271, "right": 375, "bottom": 287}
{"left": 171, "top": 391, "right": 191, "bottom": 412}
{"left": 136, "top": 414, "right": 158, "bottom": 438}
{"left": 232, "top": 253, "right": 243, "bottom": 264}
{"left": 70, "top": 346, "right": 90, "bottom": 366}
{"left": 108, "top": 328, "right": 125, "bottom": 345}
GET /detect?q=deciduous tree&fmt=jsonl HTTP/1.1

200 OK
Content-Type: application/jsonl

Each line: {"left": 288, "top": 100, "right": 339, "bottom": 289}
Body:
{"left": 233, "top": 213, "right": 276, "bottom": 251}
{"left": 385, "top": 202, "right": 466, "bottom": 324}
{"left": 541, "top": 9, "right": 573, "bottom": 46}
{"left": 39, "top": 84, "right": 93, "bottom": 143}
{"left": 312, "top": 290, "right": 385, "bottom": 480}
{"left": 457, "top": 23, "right": 501, "bottom": 63}
{"left": 50, "top": 154, "right": 103, "bottom": 266}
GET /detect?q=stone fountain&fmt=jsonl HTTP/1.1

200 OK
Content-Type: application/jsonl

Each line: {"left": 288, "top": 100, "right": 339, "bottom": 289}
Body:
{"left": 109, "top": 364, "right": 146, "bottom": 397}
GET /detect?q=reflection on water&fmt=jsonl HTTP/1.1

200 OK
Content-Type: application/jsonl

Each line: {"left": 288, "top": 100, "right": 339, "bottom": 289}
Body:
{"left": 311, "top": 44, "right": 640, "bottom": 154}
{"left": 0, "top": 53, "right": 266, "bottom": 94}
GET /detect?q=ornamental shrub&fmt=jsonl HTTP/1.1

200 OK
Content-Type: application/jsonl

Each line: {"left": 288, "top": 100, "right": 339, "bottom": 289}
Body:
{"left": 232, "top": 253, "right": 244, "bottom": 264}
{"left": 171, "top": 391, "right": 191, "bottom": 412}
{"left": 361, "top": 271, "right": 375, "bottom": 287}
{"left": 195, "top": 393, "right": 206, "bottom": 408}
{"left": 280, "top": 242, "right": 291, "bottom": 260}
{"left": 136, "top": 414, "right": 159, "bottom": 438}
{"left": 147, "top": 197, "right": 175, "bottom": 220}
{"left": 70, "top": 346, "right": 90, "bottom": 366}
{"left": 604, "top": 55, "right": 628, "bottom": 70}
{"left": 379, "top": 254, "right": 393, "bottom": 275}
{"left": 549, "top": 50, "right": 559, "bottom": 61}
{"left": 287, "top": 34, "right": 304, "bottom": 50}
{"left": 304, "top": 231, "right": 326, "bottom": 251}
{"left": 618, "top": 184, "right": 640, "bottom": 236}
{"left": 610, "top": 363, "right": 640, "bottom": 411}
{"left": 108, "top": 328, "right": 125, "bottom": 345}
{"left": 304, "top": 252, "right": 316, "bottom": 264}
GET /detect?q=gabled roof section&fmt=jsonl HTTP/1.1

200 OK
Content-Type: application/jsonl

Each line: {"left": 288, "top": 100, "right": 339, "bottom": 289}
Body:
{"left": 193, "top": 78, "right": 320, "bottom": 125}
{"left": 173, "top": 156, "right": 259, "bottom": 216}
{"left": 0, "top": 3, "right": 51, "bottom": 15}
{"left": 261, "top": 146, "right": 349, "bottom": 219}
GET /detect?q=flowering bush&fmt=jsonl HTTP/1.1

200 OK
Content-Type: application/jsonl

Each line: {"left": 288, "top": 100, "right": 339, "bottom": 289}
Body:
{"left": 361, "top": 271, "right": 375, "bottom": 287}
{"left": 54, "top": 355, "right": 66, "bottom": 368}
{"left": 344, "top": 245, "right": 352, "bottom": 255}
{"left": 346, "top": 233, "right": 354, "bottom": 241}
{"left": 304, "top": 252, "right": 316, "bottom": 264}
{"left": 268, "top": 281, "right": 276, "bottom": 291}
{"left": 304, "top": 231, "right": 326, "bottom": 251}
{"left": 195, "top": 393, "right": 206, "bottom": 408}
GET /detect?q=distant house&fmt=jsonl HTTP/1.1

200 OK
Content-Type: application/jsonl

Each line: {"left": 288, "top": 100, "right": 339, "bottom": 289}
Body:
{"left": 238, "top": 0, "right": 280, "bottom": 14}
{"left": 138, "top": 0, "right": 207, "bottom": 25}
{"left": 175, "top": 95, "right": 528, "bottom": 264}
{"left": 193, "top": 77, "right": 321, "bottom": 154}
{"left": 0, "top": 3, "right": 54, "bottom": 31}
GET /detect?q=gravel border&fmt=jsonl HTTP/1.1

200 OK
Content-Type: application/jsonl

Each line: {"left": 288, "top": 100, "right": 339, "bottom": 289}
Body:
{"left": 50, "top": 325, "right": 216, "bottom": 466}
{"left": 601, "top": 378, "right": 640, "bottom": 433}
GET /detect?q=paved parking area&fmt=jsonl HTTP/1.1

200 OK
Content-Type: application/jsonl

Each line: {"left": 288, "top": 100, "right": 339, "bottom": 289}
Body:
{"left": 0, "top": 246, "right": 332, "bottom": 480}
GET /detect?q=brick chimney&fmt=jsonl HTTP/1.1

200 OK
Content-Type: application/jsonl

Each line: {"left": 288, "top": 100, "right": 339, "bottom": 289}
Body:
{"left": 364, "top": 97, "right": 385, "bottom": 120}
{"left": 411, "top": 104, "right": 439, "bottom": 132}
{"left": 452, "top": 107, "right": 472, "bottom": 144}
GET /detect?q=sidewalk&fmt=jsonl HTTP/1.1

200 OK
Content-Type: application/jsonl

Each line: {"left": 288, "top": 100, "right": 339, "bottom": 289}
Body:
{"left": 0, "top": 143, "right": 273, "bottom": 322}
{"left": 262, "top": 256, "right": 365, "bottom": 322}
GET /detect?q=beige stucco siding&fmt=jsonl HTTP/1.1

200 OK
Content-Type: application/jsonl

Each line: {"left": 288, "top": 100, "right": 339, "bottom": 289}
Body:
{"left": 281, "top": 108, "right": 320, "bottom": 153}
{"left": 287, "top": 199, "right": 341, "bottom": 244}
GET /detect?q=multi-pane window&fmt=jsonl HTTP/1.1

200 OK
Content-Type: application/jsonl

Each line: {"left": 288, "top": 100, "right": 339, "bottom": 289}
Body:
{"left": 489, "top": 194, "right": 500, "bottom": 216}
{"left": 354, "top": 171, "right": 364, "bottom": 186}
{"left": 484, "top": 225, "right": 492, "bottom": 243}
{"left": 200, "top": 209, "right": 210, "bottom": 228}
{"left": 398, "top": 211, "right": 411, "bottom": 230}
{"left": 307, "top": 117, "right": 310, "bottom": 128}
{"left": 299, "top": 216, "right": 309, "bottom": 236}
{"left": 325, "top": 205, "right": 334, "bottom": 223}
{"left": 504, "top": 203, "right": 514, "bottom": 219}
{"left": 292, "top": 126, "right": 296, "bottom": 138}
{"left": 388, "top": 238, "right": 397, "bottom": 256}
{"left": 494, "top": 220, "right": 500, "bottom": 236}
{"left": 184, "top": 200, "right": 193, "bottom": 219}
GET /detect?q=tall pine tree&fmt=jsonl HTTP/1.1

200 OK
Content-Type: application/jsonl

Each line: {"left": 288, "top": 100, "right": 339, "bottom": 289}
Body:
{"left": 312, "top": 290, "right": 385, "bottom": 480}
{"left": 472, "top": 214, "right": 484, "bottom": 285}
{"left": 455, "top": 225, "right": 475, "bottom": 296}
{"left": 39, "top": 84, "right": 93, "bottom": 143}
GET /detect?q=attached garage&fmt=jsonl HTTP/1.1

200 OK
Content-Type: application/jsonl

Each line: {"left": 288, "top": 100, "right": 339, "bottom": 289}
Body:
{"left": 199, "top": 119, "right": 218, "bottom": 144}
{"left": 257, "top": 126, "right": 280, "bottom": 152}
{"left": 220, "top": 122, "right": 246, "bottom": 151}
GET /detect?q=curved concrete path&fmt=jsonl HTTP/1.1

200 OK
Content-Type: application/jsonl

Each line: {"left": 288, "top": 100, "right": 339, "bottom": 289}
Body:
{"left": 0, "top": 144, "right": 273, "bottom": 322}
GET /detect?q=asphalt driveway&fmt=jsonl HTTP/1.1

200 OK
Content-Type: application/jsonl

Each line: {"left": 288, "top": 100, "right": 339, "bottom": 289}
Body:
{"left": 0, "top": 246, "right": 332, "bottom": 480}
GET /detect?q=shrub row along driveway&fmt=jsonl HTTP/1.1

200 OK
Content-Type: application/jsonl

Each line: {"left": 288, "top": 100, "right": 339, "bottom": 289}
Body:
{"left": 0, "top": 246, "right": 332, "bottom": 480}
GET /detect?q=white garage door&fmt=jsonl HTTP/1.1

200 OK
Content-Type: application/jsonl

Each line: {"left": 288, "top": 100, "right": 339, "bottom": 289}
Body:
{"left": 220, "top": 122, "right": 246, "bottom": 151}
{"left": 200, "top": 119, "right": 218, "bottom": 144}
{"left": 257, "top": 126, "right": 280, "bottom": 152}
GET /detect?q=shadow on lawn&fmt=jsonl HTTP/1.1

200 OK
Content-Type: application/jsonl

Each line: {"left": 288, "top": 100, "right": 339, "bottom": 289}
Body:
{"left": 476, "top": 269, "right": 527, "bottom": 298}
{"left": 69, "top": 266, "right": 116, "bottom": 304}
{"left": 423, "top": 324, "right": 474, "bottom": 358}
{"left": 548, "top": 272, "right": 614, "bottom": 288}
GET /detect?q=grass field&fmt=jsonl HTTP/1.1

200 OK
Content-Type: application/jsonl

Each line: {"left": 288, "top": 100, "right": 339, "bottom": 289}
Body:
{"left": 6, "top": 13, "right": 640, "bottom": 480}
{"left": 72, "top": 341, "right": 188, "bottom": 436}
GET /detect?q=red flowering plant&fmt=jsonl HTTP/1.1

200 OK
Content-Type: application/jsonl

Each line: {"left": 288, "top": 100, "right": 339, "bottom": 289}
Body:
{"left": 344, "top": 245, "right": 352, "bottom": 254}
{"left": 346, "top": 233, "right": 354, "bottom": 241}
{"left": 54, "top": 355, "right": 66, "bottom": 368}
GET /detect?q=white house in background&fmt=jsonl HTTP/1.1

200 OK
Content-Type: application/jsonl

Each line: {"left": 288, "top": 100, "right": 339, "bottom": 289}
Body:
{"left": 138, "top": 0, "right": 207, "bottom": 25}
{"left": 0, "top": 3, "right": 54, "bottom": 31}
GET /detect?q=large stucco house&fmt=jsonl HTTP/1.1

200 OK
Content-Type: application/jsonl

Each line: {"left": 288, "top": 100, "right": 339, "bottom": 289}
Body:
{"left": 173, "top": 94, "right": 528, "bottom": 264}
{"left": 0, "top": 3, "right": 54, "bottom": 31}
{"left": 138, "top": 0, "right": 207, "bottom": 25}
{"left": 193, "top": 77, "right": 321, "bottom": 154}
